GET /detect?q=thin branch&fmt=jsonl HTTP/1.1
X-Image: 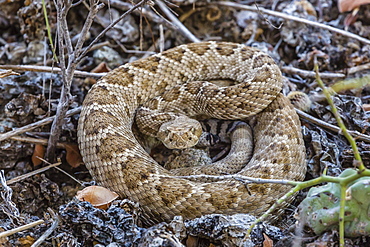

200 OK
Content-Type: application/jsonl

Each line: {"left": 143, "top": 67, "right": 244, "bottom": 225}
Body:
{"left": 296, "top": 109, "right": 370, "bottom": 143}
{"left": 10, "top": 136, "right": 70, "bottom": 148}
{"left": 0, "top": 70, "right": 19, "bottom": 78}
{"left": 75, "top": 0, "right": 104, "bottom": 58}
{"left": 314, "top": 56, "right": 364, "bottom": 170}
{"left": 174, "top": 174, "right": 296, "bottom": 185}
{"left": 76, "top": 0, "right": 149, "bottom": 65}
{"left": 282, "top": 66, "right": 346, "bottom": 79}
{"left": 0, "top": 220, "right": 44, "bottom": 239}
{"left": 99, "top": 0, "right": 165, "bottom": 24}
{"left": 0, "top": 65, "right": 105, "bottom": 78}
{"left": 155, "top": 0, "right": 200, "bottom": 42}
{"left": 59, "top": 2, "right": 74, "bottom": 56}
{"left": 216, "top": 2, "right": 370, "bottom": 45}
{"left": 348, "top": 62, "right": 370, "bottom": 74}
{"left": 31, "top": 209, "right": 60, "bottom": 247}
{"left": 6, "top": 163, "right": 61, "bottom": 185}
{"left": 46, "top": 0, "right": 102, "bottom": 161}
{"left": 0, "top": 107, "right": 81, "bottom": 142}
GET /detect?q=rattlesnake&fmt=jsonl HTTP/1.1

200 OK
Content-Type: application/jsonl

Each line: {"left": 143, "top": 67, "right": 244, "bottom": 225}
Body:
{"left": 77, "top": 41, "right": 306, "bottom": 226}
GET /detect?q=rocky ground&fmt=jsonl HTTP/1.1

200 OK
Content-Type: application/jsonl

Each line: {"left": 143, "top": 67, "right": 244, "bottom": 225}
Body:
{"left": 0, "top": 0, "right": 369, "bottom": 246}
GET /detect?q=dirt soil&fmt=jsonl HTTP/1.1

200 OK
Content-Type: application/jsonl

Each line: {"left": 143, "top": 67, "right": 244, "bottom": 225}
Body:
{"left": 0, "top": 0, "right": 369, "bottom": 246}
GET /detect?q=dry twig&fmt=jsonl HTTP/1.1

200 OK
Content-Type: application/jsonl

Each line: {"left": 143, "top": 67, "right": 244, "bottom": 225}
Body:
{"left": 0, "top": 107, "right": 81, "bottom": 142}
{"left": 296, "top": 109, "right": 370, "bottom": 143}
{"left": 5, "top": 163, "right": 61, "bottom": 185}
{"left": 0, "top": 65, "right": 105, "bottom": 78}
{"left": 155, "top": 0, "right": 200, "bottom": 42}
{"left": 46, "top": 0, "right": 149, "bottom": 162}
{"left": 216, "top": 2, "right": 370, "bottom": 45}
{"left": 0, "top": 219, "right": 44, "bottom": 239}
{"left": 31, "top": 209, "right": 60, "bottom": 247}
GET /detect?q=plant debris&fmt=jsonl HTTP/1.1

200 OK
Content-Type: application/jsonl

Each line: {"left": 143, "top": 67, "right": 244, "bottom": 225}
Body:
{"left": 0, "top": 0, "right": 369, "bottom": 246}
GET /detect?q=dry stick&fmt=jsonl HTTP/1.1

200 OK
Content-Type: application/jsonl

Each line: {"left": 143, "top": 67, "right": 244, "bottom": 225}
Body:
{"left": 46, "top": 0, "right": 103, "bottom": 162}
{"left": 0, "top": 70, "right": 19, "bottom": 78}
{"left": 6, "top": 163, "right": 61, "bottom": 185}
{"left": 37, "top": 157, "right": 84, "bottom": 186}
{"left": 99, "top": 0, "right": 165, "bottom": 24}
{"left": 155, "top": 0, "right": 200, "bottom": 43}
{"left": 216, "top": 2, "right": 370, "bottom": 45}
{"left": 31, "top": 209, "right": 60, "bottom": 247}
{"left": 1, "top": 62, "right": 367, "bottom": 81}
{"left": 175, "top": 174, "right": 294, "bottom": 185}
{"left": 76, "top": 0, "right": 149, "bottom": 65}
{"left": 46, "top": 0, "right": 149, "bottom": 161}
{"left": 10, "top": 136, "right": 68, "bottom": 148}
{"left": 0, "top": 65, "right": 105, "bottom": 78}
{"left": 348, "top": 62, "right": 370, "bottom": 74}
{"left": 282, "top": 66, "right": 345, "bottom": 79}
{"left": 0, "top": 107, "right": 81, "bottom": 142}
{"left": 296, "top": 109, "right": 370, "bottom": 143}
{"left": 0, "top": 220, "right": 45, "bottom": 239}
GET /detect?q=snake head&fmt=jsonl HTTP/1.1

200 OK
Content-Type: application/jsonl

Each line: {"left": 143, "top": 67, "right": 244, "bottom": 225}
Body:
{"left": 158, "top": 116, "right": 202, "bottom": 149}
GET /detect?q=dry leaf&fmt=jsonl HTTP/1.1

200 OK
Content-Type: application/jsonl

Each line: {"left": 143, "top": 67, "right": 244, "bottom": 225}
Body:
{"left": 363, "top": 104, "right": 370, "bottom": 111}
{"left": 32, "top": 144, "right": 45, "bottom": 166}
{"left": 338, "top": 0, "right": 370, "bottom": 12}
{"left": 18, "top": 235, "right": 35, "bottom": 245}
{"left": 64, "top": 143, "right": 83, "bottom": 168}
{"left": 91, "top": 62, "right": 111, "bottom": 73}
{"left": 76, "top": 186, "right": 119, "bottom": 210}
{"left": 344, "top": 10, "right": 359, "bottom": 28}
{"left": 263, "top": 233, "right": 274, "bottom": 247}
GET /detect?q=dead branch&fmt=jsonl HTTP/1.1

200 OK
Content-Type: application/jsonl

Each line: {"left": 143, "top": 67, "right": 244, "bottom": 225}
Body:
{"left": 30, "top": 209, "right": 60, "bottom": 247}
{"left": 155, "top": 0, "right": 200, "bottom": 42}
{"left": 296, "top": 109, "right": 370, "bottom": 143}
{"left": 0, "top": 107, "right": 81, "bottom": 142}
{"left": 216, "top": 2, "right": 370, "bottom": 46}
{"left": 0, "top": 65, "right": 105, "bottom": 78}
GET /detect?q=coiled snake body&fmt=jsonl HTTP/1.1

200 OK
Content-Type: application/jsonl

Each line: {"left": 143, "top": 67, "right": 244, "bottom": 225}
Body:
{"left": 78, "top": 41, "right": 306, "bottom": 226}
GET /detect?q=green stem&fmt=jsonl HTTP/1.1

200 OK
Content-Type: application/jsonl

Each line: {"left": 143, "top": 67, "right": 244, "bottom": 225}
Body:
{"left": 42, "top": 0, "right": 58, "bottom": 62}
{"left": 313, "top": 59, "right": 364, "bottom": 171}
{"left": 339, "top": 183, "right": 346, "bottom": 247}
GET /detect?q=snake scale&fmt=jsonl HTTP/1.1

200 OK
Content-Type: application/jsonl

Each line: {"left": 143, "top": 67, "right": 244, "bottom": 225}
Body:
{"left": 77, "top": 41, "right": 306, "bottom": 226}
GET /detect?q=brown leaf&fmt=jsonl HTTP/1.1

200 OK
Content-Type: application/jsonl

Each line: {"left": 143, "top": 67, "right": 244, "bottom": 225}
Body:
{"left": 32, "top": 144, "right": 45, "bottom": 166}
{"left": 91, "top": 62, "right": 111, "bottom": 73}
{"left": 76, "top": 186, "right": 119, "bottom": 210}
{"left": 338, "top": 0, "right": 370, "bottom": 12}
{"left": 344, "top": 12, "right": 359, "bottom": 28}
{"left": 363, "top": 104, "right": 370, "bottom": 112}
{"left": 263, "top": 233, "right": 273, "bottom": 247}
{"left": 64, "top": 143, "right": 84, "bottom": 168}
